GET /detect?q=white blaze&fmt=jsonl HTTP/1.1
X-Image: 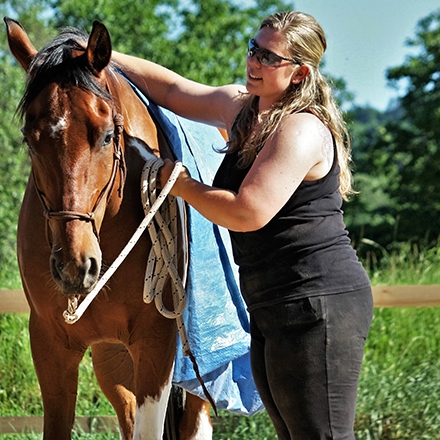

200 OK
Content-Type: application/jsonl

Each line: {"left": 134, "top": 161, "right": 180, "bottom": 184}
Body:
{"left": 50, "top": 116, "right": 68, "bottom": 138}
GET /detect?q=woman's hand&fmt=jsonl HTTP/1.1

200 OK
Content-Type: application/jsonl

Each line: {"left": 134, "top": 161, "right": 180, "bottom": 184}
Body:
{"left": 157, "top": 159, "right": 191, "bottom": 197}
{"left": 157, "top": 158, "right": 174, "bottom": 189}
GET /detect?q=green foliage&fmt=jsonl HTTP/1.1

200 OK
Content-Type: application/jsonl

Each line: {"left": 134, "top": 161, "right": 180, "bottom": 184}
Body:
{"left": 1, "top": 0, "right": 57, "bottom": 48}
{"left": 49, "top": 0, "right": 174, "bottom": 57}
{"left": 0, "top": 55, "right": 29, "bottom": 289}
{"left": 345, "top": 9, "right": 440, "bottom": 248}
{"left": 345, "top": 106, "right": 399, "bottom": 244}
{"left": 48, "top": 0, "right": 293, "bottom": 85}
{"left": 359, "top": 238, "right": 440, "bottom": 290}
{"left": 356, "top": 307, "right": 440, "bottom": 439}
{"left": 388, "top": 10, "right": 440, "bottom": 134}
{"left": 0, "top": 314, "right": 41, "bottom": 416}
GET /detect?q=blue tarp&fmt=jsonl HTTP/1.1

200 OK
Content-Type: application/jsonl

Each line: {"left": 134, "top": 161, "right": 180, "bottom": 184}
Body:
{"left": 125, "top": 76, "right": 263, "bottom": 416}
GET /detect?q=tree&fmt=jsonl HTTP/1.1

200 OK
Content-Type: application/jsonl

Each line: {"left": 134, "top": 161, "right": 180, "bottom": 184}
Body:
{"left": 0, "top": 1, "right": 57, "bottom": 286}
{"left": 48, "top": 0, "right": 294, "bottom": 85}
{"left": 344, "top": 9, "right": 440, "bottom": 248}
{"left": 384, "top": 10, "right": 440, "bottom": 242}
{"left": 0, "top": 59, "right": 29, "bottom": 286}
{"left": 0, "top": 40, "right": 28, "bottom": 287}
{"left": 344, "top": 106, "right": 400, "bottom": 246}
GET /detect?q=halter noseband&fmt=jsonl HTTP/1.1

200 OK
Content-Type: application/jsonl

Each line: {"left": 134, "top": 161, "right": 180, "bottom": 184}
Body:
{"left": 34, "top": 113, "right": 126, "bottom": 244}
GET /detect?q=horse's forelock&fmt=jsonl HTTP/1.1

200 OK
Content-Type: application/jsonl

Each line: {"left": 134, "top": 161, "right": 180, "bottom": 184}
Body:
{"left": 18, "top": 27, "right": 113, "bottom": 119}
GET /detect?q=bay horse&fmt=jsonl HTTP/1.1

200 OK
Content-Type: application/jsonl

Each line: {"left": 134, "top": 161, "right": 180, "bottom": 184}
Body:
{"left": 5, "top": 17, "right": 212, "bottom": 439}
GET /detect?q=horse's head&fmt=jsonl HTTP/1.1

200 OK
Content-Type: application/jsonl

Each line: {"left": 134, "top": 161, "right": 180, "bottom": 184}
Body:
{"left": 6, "top": 18, "right": 129, "bottom": 295}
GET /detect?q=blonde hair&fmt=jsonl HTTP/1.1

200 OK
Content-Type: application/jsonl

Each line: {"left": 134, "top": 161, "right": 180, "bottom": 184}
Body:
{"left": 227, "top": 11, "right": 353, "bottom": 199}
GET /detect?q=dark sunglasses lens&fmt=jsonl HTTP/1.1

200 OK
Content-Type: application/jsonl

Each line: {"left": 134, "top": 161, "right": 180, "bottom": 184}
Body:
{"left": 248, "top": 39, "right": 281, "bottom": 66}
{"left": 260, "top": 52, "right": 279, "bottom": 66}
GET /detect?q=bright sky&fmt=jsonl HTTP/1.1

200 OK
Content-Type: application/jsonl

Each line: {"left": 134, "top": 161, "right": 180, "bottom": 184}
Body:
{"left": 293, "top": 0, "right": 440, "bottom": 110}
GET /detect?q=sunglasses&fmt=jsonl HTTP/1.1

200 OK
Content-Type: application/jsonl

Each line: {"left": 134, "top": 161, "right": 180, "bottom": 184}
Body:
{"left": 248, "top": 38, "right": 302, "bottom": 67}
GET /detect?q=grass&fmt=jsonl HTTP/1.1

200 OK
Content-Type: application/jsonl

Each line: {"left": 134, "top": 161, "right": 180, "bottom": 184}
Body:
{"left": 1, "top": 241, "right": 440, "bottom": 439}
{"left": 355, "top": 308, "right": 440, "bottom": 439}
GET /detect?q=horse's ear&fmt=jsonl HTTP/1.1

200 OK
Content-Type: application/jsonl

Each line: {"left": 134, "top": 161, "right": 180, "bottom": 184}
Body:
{"left": 4, "top": 17, "right": 38, "bottom": 71}
{"left": 86, "top": 21, "right": 112, "bottom": 75}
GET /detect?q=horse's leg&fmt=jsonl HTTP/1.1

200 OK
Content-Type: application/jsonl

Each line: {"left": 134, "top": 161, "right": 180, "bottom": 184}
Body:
{"left": 91, "top": 342, "right": 136, "bottom": 440}
{"left": 179, "top": 393, "right": 213, "bottom": 440}
{"left": 128, "top": 316, "right": 177, "bottom": 440}
{"left": 29, "top": 314, "right": 85, "bottom": 440}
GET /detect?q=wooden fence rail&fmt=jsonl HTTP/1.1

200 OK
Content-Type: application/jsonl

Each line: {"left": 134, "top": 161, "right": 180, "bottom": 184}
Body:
{"left": 0, "top": 289, "right": 29, "bottom": 313}
{"left": 2, "top": 285, "right": 440, "bottom": 313}
{"left": 1, "top": 286, "right": 440, "bottom": 434}
{"left": 0, "top": 416, "right": 119, "bottom": 435}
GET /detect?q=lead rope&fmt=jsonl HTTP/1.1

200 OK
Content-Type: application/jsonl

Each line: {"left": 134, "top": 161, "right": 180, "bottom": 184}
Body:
{"left": 141, "top": 159, "right": 186, "bottom": 321}
{"left": 63, "top": 158, "right": 182, "bottom": 324}
{"left": 141, "top": 160, "right": 218, "bottom": 415}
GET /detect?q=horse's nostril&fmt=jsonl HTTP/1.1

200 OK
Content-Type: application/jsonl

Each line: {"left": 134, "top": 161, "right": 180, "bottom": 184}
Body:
{"left": 78, "top": 258, "right": 92, "bottom": 278}
{"left": 79, "top": 257, "right": 100, "bottom": 291}
{"left": 50, "top": 257, "right": 62, "bottom": 281}
{"left": 89, "top": 258, "right": 99, "bottom": 278}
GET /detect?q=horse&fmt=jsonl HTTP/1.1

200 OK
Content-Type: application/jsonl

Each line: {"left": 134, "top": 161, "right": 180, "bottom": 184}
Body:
{"left": 4, "top": 17, "right": 213, "bottom": 440}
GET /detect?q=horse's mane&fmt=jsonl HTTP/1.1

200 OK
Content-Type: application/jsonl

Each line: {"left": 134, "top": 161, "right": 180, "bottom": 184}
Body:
{"left": 18, "top": 27, "right": 113, "bottom": 119}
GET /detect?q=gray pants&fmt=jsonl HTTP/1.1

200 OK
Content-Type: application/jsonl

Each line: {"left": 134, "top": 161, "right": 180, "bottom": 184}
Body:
{"left": 250, "top": 287, "right": 373, "bottom": 439}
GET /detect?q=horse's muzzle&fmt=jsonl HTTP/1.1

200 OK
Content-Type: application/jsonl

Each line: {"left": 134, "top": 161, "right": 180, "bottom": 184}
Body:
{"left": 50, "top": 253, "right": 101, "bottom": 295}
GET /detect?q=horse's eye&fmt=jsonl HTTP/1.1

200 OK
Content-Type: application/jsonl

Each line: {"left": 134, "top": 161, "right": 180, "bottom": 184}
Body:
{"left": 103, "top": 132, "right": 114, "bottom": 146}
{"left": 21, "top": 127, "right": 34, "bottom": 150}
{"left": 22, "top": 137, "right": 33, "bottom": 150}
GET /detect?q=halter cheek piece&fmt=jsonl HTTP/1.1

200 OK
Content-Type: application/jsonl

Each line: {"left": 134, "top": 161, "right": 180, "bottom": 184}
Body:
{"left": 34, "top": 112, "right": 126, "bottom": 245}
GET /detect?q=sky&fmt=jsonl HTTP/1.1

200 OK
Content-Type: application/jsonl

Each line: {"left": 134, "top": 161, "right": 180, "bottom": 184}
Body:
{"left": 292, "top": 0, "right": 440, "bottom": 110}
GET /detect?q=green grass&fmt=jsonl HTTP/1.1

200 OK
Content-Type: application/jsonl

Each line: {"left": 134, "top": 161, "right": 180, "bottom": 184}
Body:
{"left": 1, "top": 242, "right": 440, "bottom": 439}
{"left": 356, "top": 308, "right": 440, "bottom": 439}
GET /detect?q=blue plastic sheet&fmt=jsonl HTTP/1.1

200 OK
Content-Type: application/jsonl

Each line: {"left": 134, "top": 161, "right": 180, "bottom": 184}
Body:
{"left": 125, "top": 75, "right": 263, "bottom": 415}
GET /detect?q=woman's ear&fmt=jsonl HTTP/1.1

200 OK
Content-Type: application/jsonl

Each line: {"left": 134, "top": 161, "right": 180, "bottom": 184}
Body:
{"left": 291, "top": 65, "right": 310, "bottom": 84}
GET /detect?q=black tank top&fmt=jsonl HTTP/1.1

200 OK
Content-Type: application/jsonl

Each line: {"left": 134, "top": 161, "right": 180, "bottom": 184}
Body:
{"left": 213, "top": 147, "right": 370, "bottom": 311}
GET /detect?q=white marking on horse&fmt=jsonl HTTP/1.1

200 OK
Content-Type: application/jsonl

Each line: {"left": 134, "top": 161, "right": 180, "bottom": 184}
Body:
{"left": 128, "top": 138, "right": 158, "bottom": 162}
{"left": 133, "top": 372, "right": 172, "bottom": 440}
{"left": 191, "top": 403, "right": 213, "bottom": 440}
{"left": 50, "top": 116, "right": 68, "bottom": 138}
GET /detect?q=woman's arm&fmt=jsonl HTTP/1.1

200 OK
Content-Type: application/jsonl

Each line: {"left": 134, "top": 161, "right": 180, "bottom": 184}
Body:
{"left": 160, "top": 113, "right": 334, "bottom": 232}
{"left": 112, "top": 51, "right": 245, "bottom": 130}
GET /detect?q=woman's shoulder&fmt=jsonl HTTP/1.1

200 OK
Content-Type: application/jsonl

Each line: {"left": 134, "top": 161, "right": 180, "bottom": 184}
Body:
{"left": 271, "top": 112, "right": 333, "bottom": 177}
{"left": 278, "top": 112, "right": 331, "bottom": 146}
{"left": 284, "top": 111, "right": 328, "bottom": 130}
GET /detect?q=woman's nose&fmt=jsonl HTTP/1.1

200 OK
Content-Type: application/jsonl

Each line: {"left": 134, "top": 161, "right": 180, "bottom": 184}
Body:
{"left": 247, "top": 53, "right": 261, "bottom": 68}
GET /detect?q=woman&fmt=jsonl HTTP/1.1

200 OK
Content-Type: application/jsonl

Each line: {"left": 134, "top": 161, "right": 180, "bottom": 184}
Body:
{"left": 113, "top": 11, "right": 373, "bottom": 439}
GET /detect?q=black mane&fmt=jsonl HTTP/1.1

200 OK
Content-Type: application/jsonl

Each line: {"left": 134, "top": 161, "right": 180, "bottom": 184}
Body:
{"left": 18, "top": 27, "right": 113, "bottom": 118}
